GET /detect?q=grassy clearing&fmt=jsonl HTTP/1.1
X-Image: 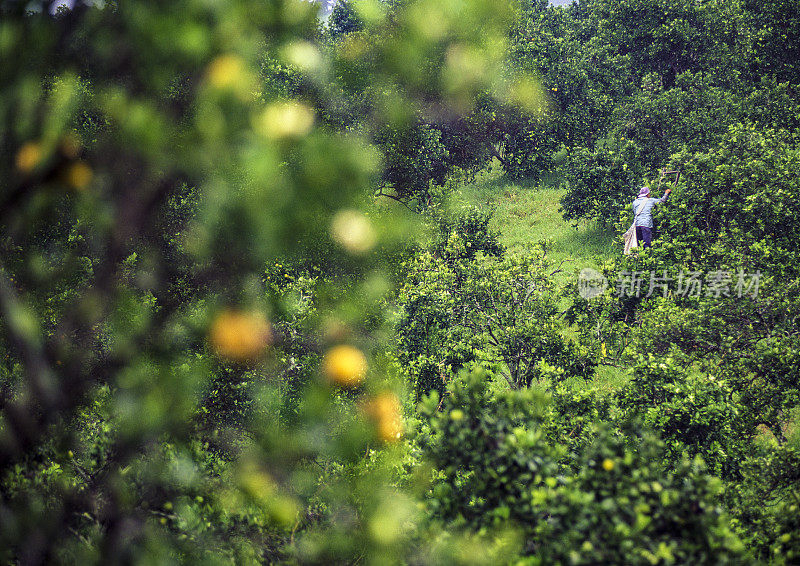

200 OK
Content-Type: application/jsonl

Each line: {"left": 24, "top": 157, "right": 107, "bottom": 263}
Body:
{"left": 455, "top": 169, "right": 617, "bottom": 274}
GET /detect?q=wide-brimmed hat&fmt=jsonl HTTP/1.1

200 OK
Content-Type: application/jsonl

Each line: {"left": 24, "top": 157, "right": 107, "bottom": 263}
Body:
{"left": 637, "top": 186, "right": 650, "bottom": 197}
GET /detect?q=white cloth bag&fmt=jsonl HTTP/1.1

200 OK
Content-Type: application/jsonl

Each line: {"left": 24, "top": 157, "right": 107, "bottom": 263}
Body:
{"left": 623, "top": 200, "right": 649, "bottom": 255}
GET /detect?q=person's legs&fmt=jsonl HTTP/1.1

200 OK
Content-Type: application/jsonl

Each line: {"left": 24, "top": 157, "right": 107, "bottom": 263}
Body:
{"left": 639, "top": 227, "right": 652, "bottom": 248}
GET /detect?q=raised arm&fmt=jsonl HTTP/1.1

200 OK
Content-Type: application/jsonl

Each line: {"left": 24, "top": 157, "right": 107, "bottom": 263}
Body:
{"left": 656, "top": 169, "right": 678, "bottom": 204}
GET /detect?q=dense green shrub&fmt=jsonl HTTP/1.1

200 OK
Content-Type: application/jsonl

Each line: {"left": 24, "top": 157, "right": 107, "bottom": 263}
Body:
{"left": 397, "top": 209, "right": 594, "bottom": 397}
{"left": 419, "top": 368, "right": 748, "bottom": 564}
{"left": 617, "top": 355, "right": 744, "bottom": 478}
{"left": 534, "top": 426, "right": 747, "bottom": 565}
{"left": 727, "top": 436, "right": 800, "bottom": 563}
{"left": 419, "top": 369, "right": 556, "bottom": 529}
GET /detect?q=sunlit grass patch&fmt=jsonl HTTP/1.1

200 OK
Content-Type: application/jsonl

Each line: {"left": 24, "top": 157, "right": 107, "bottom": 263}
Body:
{"left": 457, "top": 173, "right": 617, "bottom": 274}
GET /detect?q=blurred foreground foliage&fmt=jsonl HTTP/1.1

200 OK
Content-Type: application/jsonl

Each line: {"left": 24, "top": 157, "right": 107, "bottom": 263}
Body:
{"left": 0, "top": 0, "right": 543, "bottom": 563}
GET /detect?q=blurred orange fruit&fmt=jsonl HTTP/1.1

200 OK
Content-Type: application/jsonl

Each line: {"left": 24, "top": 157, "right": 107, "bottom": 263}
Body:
{"left": 256, "top": 101, "right": 315, "bottom": 139}
{"left": 15, "top": 142, "right": 43, "bottom": 173}
{"left": 208, "top": 309, "right": 272, "bottom": 362}
{"left": 364, "top": 391, "right": 403, "bottom": 443}
{"left": 206, "top": 54, "right": 246, "bottom": 89}
{"left": 65, "top": 162, "right": 93, "bottom": 190}
{"left": 330, "top": 209, "right": 376, "bottom": 254}
{"left": 322, "top": 345, "right": 367, "bottom": 387}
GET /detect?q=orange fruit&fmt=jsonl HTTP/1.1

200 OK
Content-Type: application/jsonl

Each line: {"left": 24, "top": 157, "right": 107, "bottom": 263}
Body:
{"left": 208, "top": 309, "right": 272, "bottom": 362}
{"left": 206, "top": 54, "right": 245, "bottom": 89}
{"left": 15, "top": 142, "right": 43, "bottom": 173}
{"left": 256, "top": 101, "right": 315, "bottom": 140}
{"left": 65, "top": 162, "right": 93, "bottom": 190}
{"left": 364, "top": 391, "right": 403, "bottom": 443}
{"left": 322, "top": 345, "right": 367, "bottom": 387}
{"left": 330, "top": 209, "right": 376, "bottom": 254}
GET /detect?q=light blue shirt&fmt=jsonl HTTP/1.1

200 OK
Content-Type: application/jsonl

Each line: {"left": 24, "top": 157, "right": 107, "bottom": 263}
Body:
{"left": 632, "top": 193, "right": 669, "bottom": 228}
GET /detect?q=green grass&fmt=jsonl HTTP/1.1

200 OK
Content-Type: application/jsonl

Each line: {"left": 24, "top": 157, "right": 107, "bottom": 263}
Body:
{"left": 454, "top": 169, "right": 617, "bottom": 276}
{"left": 491, "top": 186, "right": 615, "bottom": 267}
{"left": 564, "top": 365, "right": 631, "bottom": 392}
